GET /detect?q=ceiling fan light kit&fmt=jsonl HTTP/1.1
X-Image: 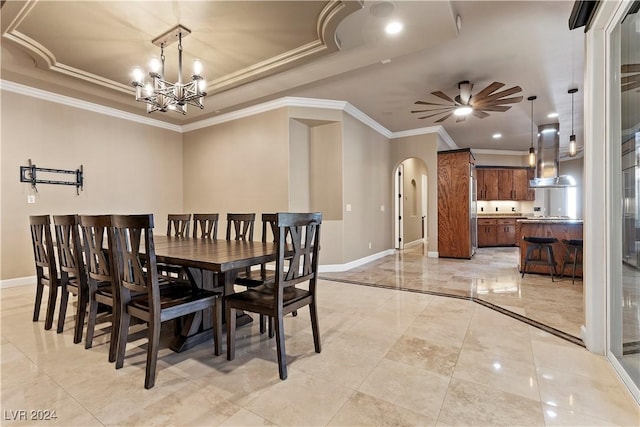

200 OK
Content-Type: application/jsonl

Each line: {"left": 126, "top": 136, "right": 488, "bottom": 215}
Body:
{"left": 412, "top": 80, "right": 523, "bottom": 123}
{"left": 131, "top": 25, "right": 206, "bottom": 115}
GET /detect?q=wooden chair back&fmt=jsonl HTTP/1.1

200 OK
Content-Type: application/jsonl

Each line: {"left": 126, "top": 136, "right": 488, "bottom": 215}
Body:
{"left": 29, "top": 215, "right": 59, "bottom": 330}
{"left": 167, "top": 214, "right": 191, "bottom": 237}
{"left": 226, "top": 213, "right": 255, "bottom": 241}
{"left": 53, "top": 214, "right": 87, "bottom": 340}
{"left": 111, "top": 214, "right": 158, "bottom": 297}
{"left": 275, "top": 212, "right": 322, "bottom": 291}
{"left": 79, "top": 215, "right": 115, "bottom": 285}
{"left": 193, "top": 213, "right": 219, "bottom": 239}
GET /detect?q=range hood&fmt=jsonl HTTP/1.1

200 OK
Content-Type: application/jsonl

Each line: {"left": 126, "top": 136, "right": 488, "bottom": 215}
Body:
{"left": 529, "top": 123, "right": 576, "bottom": 188}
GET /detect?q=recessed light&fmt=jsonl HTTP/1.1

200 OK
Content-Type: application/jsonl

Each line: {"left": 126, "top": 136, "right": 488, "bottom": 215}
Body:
{"left": 492, "top": 133, "right": 502, "bottom": 139}
{"left": 547, "top": 112, "right": 559, "bottom": 118}
{"left": 385, "top": 21, "right": 403, "bottom": 35}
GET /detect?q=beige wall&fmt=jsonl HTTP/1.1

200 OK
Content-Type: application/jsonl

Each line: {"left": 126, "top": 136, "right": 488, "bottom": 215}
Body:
{"left": 1, "top": 90, "right": 183, "bottom": 280}
{"left": 182, "top": 108, "right": 290, "bottom": 227}
{"left": 390, "top": 133, "right": 439, "bottom": 254}
{"left": 342, "top": 113, "right": 392, "bottom": 261}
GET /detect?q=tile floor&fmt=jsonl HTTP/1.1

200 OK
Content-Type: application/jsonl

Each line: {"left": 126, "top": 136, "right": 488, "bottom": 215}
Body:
{"left": 1, "top": 247, "right": 639, "bottom": 426}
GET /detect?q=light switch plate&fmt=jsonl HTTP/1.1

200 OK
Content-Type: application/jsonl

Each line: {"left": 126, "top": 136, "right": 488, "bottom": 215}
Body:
{"left": 27, "top": 195, "right": 36, "bottom": 204}
{"left": 346, "top": 204, "right": 352, "bottom": 212}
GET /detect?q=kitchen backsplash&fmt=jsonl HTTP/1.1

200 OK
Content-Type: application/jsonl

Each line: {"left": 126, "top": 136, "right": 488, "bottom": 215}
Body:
{"left": 477, "top": 200, "right": 534, "bottom": 214}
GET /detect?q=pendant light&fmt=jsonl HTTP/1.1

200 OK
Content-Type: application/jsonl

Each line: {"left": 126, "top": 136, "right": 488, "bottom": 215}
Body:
{"left": 568, "top": 88, "right": 578, "bottom": 157}
{"left": 528, "top": 95, "right": 537, "bottom": 168}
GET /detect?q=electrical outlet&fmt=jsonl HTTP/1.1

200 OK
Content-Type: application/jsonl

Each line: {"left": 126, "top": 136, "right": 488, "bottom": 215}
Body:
{"left": 346, "top": 204, "right": 352, "bottom": 212}
{"left": 27, "top": 195, "right": 36, "bottom": 204}
{"left": 368, "top": 242, "right": 372, "bottom": 249}
{"left": 380, "top": 205, "right": 385, "bottom": 212}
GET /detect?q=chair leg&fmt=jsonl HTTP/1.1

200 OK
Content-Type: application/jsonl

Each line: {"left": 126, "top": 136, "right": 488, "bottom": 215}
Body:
{"left": 44, "top": 285, "right": 58, "bottom": 330}
{"left": 85, "top": 298, "right": 99, "bottom": 349}
{"left": 226, "top": 306, "right": 237, "bottom": 361}
{"left": 144, "top": 320, "right": 161, "bottom": 389}
{"left": 57, "top": 287, "right": 70, "bottom": 333}
{"left": 274, "top": 313, "right": 287, "bottom": 380}
{"left": 522, "top": 245, "right": 534, "bottom": 278}
{"left": 74, "top": 294, "right": 87, "bottom": 344}
{"left": 547, "top": 246, "right": 556, "bottom": 282}
{"left": 212, "top": 298, "right": 222, "bottom": 356}
{"left": 33, "top": 282, "right": 44, "bottom": 322}
{"left": 108, "top": 305, "right": 121, "bottom": 363}
{"left": 572, "top": 247, "right": 578, "bottom": 284}
{"left": 259, "top": 314, "right": 266, "bottom": 334}
{"left": 115, "top": 310, "right": 130, "bottom": 369}
{"left": 309, "top": 301, "right": 321, "bottom": 354}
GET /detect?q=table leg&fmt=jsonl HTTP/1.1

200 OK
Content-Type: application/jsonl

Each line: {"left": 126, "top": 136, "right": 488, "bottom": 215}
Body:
{"left": 169, "top": 267, "right": 252, "bottom": 353}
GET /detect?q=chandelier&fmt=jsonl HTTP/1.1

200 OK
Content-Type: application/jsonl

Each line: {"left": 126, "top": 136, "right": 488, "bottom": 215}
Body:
{"left": 131, "top": 25, "right": 206, "bottom": 114}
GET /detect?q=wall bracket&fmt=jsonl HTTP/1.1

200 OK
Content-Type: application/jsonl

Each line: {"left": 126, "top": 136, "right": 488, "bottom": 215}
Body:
{"left": 20, "top": 159, "right": 84, "bottom": 195}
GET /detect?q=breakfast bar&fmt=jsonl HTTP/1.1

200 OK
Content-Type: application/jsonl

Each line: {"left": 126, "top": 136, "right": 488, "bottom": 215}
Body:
{"left": 516, "top": 218, "right": 584, "bottom": 278}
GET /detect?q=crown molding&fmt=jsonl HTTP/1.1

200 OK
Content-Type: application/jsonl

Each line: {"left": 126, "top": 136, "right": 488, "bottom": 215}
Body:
{"left": 0, "top": 80, "right": 182, "bottom": 132}
{"left": 391, "top": 125, "right": 457, "bottom": 149}
{"left": 473, "top": 148, "right": 528, "bottom": 156}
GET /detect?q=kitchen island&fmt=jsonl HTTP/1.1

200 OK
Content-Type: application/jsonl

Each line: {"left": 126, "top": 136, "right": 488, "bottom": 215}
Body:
{"left": 516, "top": 218, "right": 584, "bottom": 278}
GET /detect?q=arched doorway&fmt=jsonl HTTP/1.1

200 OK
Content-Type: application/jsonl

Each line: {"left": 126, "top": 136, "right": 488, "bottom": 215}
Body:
{"left": 394, "top": 157, "right": 429, "bottom": 250}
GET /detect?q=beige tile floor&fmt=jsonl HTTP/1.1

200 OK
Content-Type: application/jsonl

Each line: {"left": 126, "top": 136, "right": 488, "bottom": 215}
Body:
{"left": 1, "top": 248, "right": 639, "bottom": 426}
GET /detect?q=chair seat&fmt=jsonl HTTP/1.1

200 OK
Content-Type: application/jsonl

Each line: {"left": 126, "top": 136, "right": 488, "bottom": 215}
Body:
{"left": 129, "top": 285, "right": 220, "bottom": 311}
{"left": 524, "top": 236, "right": 558, "bottom": 244}
{"left": 235, "top": 271, "right": 275, "bottom": 288}
{"left": 226, "top": 285, "right": 310, "bottom": 310}
{"left": 562, "top": 239, "right": 583, "bottom": 246}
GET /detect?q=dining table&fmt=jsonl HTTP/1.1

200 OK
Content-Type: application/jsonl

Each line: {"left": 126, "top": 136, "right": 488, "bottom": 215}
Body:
{"left": 152, "top": 235, "right": 278, "bottom": 353}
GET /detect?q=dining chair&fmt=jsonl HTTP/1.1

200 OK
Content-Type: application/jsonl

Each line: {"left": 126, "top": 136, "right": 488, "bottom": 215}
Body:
{"left": 111, "top": 214, "right": 222, "bottom": 389}
{"left": 225, "top": 213, "right": 255, "bottom": 241}
{"left": 234, "top": 213, "right": 281, "bottom": 335}
{"left": 192, "top": 213, "right": 219, "bottom": 239}
{"left": 167, "top": 213, "right": 191, "bottom": 237}
{"left": 29, "top": 215, "right": 61, "bottom": 330}
{"left": 225, "top": 212, "right": 322, "bottom": 380}
{"left": 79, "top": 215, "right": 120, "bottom": 362}
{"left": 52, "top": 214, "right": 88, "bottom": 342}
{"left": 159, "top": 214, "right": 192, "bottom": 277}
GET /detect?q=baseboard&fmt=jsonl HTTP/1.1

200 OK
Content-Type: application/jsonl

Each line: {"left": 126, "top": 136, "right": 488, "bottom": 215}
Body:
{"left": 403, "top": 239, "right": 424, "bottom": 249}
{"left": 427, "top": 251, "right": 439, "bottom": 258}
{"left": 319, "top": 249, "right": 396, "bottom": 273}
{"left": 0, "top": 276, "right": 35, "bottom": 289}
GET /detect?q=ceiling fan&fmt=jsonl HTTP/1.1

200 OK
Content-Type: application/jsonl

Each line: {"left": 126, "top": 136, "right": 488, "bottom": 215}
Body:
{"left": 412, "top": 80, "right": 523, "bottom": 123}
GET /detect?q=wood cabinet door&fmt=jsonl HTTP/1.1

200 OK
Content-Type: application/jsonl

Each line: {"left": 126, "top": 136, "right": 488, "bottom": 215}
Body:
{"left": 496, "top": 219, "right": 516, "bottom": 246}
{"left": 512, "top": 169, "right": 528, "bottom": 200}
{"left": 476, "top": 169, "right": 485, "bottom": 200}
{"left": 484, "top": 169, "right": 499, "bottom": 200}
{"left": 498, "top": 169, "right": 514, "bottom": 200}
{"left": 477, "top": 219, "right": 497, "bottom": 247}
{"left": 526, "top": 168, "right": 536, "bottom": 201}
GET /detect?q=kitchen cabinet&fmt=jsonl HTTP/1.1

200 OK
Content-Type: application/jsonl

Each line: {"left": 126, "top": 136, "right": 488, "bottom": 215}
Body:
{"left": 526, "top": 168, "right": 535, "bottom": 201}
{"left": 478, "top": 217, "right": 518, "bottom": 247}
{"left": 496, "top": 219, "right": 516, "bottom": 246}
{"left": 477, "top": 167, "right": 532, "bottom": 201}
{"left": 438, "top": 149, "right": 476, "bottom": 259}
{"left": 478, "top": 219, "right": 497, "bottom": 247}
{"left": 477, "top": 169, "right": 498, "bottom": 200}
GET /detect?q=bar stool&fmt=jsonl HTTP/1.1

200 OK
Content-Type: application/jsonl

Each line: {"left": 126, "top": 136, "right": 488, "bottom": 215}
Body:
{"left": 521, "top": 236, "right": 558, "bottom": 281}
{"left": 560, "top": 239, "right": 583, "bottom": 284}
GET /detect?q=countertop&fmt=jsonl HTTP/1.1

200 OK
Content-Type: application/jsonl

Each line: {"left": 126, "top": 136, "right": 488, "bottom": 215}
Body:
{"left": 517, "top": 218, "right": 584, "bottom": 224}
{"left": 477, "top": 213, "right": 528, "bottom": 218}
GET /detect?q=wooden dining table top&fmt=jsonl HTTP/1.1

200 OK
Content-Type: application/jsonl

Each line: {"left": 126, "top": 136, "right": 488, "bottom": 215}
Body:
{"left": 152, "top": 235, "right": 277, "bottom": 273}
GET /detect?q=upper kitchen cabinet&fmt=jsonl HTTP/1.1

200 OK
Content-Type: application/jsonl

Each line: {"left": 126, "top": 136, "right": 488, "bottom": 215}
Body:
{"left": 477, "top": 167, "right": 533, "bottom": 201}
{"left": 438, "top": 149, "right": 476, "bottom": 259}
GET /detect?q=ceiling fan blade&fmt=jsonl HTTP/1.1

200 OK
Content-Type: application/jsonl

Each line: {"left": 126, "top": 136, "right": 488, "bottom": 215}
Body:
{"left": 473, "top": 96, "right": 523, "bottom": 107}
{"left": 417, "top": 110, "right": 454, "bottom": 120}
{"left": 622, "top": 64, "right": 640, "bottom": 73}
{"left": 622, "top": 80, "right": 640, "bottom": 91}
{"left": 472, "top": 110, "right": 490, "bottom": 119}
{"left": 476, "top": 105, "right": 511, "bottom": 112}
{"left": 415, "top": 100, "right": 451, "bottom": 106}
{"left": 621, "top": 74, "right": 640, "bottom": 84}
{"left": 411, "top": 106, "right": 455, "bottom": 113}
{"left": 435, "top": 112, "right": 454, "bottom": 123}
{"left": 474, "top": 87, "right": 523, "bottom": 104}
{"left": 472, "top": 82, "right": 505, "bottom": 100}
{"left": 430, "top": 91, "right": 455, "bottom": 103}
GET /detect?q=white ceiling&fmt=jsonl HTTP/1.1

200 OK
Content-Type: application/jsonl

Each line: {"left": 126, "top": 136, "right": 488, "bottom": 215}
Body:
{"left": 1, "top": 0, "right": 588, "bottom": 156}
